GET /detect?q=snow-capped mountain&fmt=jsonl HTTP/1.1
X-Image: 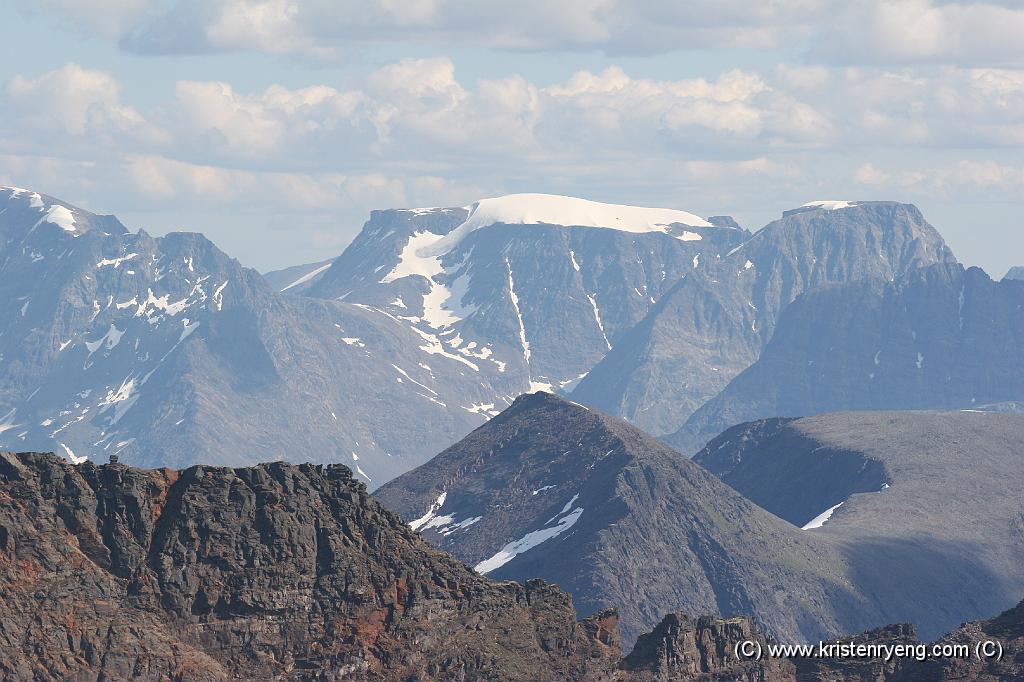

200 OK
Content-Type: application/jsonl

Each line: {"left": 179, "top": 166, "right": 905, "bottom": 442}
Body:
{"left": 4, "top": 185, "right": 1016, "bottom": 489}
{"left": 0, "top": 186, "right": 520, "bottom": 482}
{"left": 304, "top": 193, "right": 747, "bottom": 395}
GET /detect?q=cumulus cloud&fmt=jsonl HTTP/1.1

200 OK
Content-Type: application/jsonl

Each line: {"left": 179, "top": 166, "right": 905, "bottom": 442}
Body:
{"left": 5, "top": 59, "right": 1024, "bottom": 193}
{"left": 2, "top": 63, "right": 157, "bottom": 141}
{"left": 2, "top": 55, "right": 1022, "bottom": 269}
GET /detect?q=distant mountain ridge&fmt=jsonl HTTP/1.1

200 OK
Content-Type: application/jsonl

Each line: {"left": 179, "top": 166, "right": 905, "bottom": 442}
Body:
{"left": 668, "top": 262, "right": 1024, "bottom": 454}
{"left": 3, "top": 184, "right": 1017, "bottom": 491}
{"left": 0, "top": 186, "right": 517, "bottom": 482}
{"left": 572, "top": 201, "right": 957, "bottom": 435}
{"left": 304, "top": 193, "right": 747, "bottom": 396}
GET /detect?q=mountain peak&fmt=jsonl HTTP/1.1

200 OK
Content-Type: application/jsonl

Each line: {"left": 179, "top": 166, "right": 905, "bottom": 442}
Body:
{"left": 415, "top": 193, "right": 718, "bottom": 259}
{"left": 1, "top": 185, "right": 126, "bottom": 237}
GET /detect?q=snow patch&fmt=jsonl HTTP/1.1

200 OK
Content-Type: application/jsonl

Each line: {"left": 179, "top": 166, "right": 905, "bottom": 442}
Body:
{"left": 409, "top": 492, "right": 448, "bottom": 531}
{"left": 801, "top": 502, "right": 844, "bottom": 530}
{"left": 0, "top": 408, "right": 20, "bottom": 435}
{"left": 85, "top": 324, "right": 125, "bottom": 355}
{"left": 802, "top": 200, "right": 857, "bottom": 211}
{"left": 464, "top": 402, "right": 498, "bottom": 416}
{"left": 179, "top": 319, "right": 200, "bottom": 342}
{"left": 506, "top": 258, "right": 530, "bottom": 363}
{"left": 475, "top": 497, "right": 584, "bottom": 574}
{"left": 212, "top": 281, "right": 228, "bottom": 311}
{"left": 43, "top": 205, "right": 78, "bottom": 233}
{"left": 380, "top": 230, "right": 474, "bottom": 328}
{"left": 280, "top": 262, "right": 332, "bottom": 292}
{"left": 59, "top": 443, "right": 88, "bottom": 464}
{"left": 96, "top": 253, "right": 138, "bottom": 269}
{"left": 424, "top": 194, "right": 714, "bottom": 258}
{"left": 586, "top": 293, "right": 611, "bottom": 350}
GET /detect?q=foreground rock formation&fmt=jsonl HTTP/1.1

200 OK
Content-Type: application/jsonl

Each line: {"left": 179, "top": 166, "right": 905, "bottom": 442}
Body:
{"left": 0, "top": 451, "right": 621, "bottom": 680}
{"left": 2, "top": 450, "right": 1021, "bottom": 681}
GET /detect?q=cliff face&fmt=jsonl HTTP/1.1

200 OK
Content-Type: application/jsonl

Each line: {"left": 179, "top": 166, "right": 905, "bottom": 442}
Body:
{"left": 621, "top": 613, "right": 796, "bottom": 681}
{"left": 0, "top": 451, "right": 620, "bottom": 681}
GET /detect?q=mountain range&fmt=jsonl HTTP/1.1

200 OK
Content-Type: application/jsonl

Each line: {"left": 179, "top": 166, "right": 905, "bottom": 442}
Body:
{"left": 0, "top": 186, "right": 508, "bottom": 483}
{"left": 1, "top": 185, "right": 1021, "bottom": 488}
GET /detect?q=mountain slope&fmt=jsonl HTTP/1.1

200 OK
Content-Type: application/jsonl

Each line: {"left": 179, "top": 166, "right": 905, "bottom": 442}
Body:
{"left": 0, "top": 186, "right": 516, "bottom": 482}
{"left": 262, "top": 258, "right": 334, "bottom": 293}
{"left": 375, "top": 393, "right": 906, "bottom": 646}
{"left": 0, "top": 451, "right": 621, "bottom": 680}
{"left": 693, "top": 410, "right": 1024, "bottom": 644}
{"left": 668, "top": 262, "right": 1024, "bottom": 453}
{"left": 305, "top": 194, "right": 747, "bottom": 394}
{"left": 572, "top": 201, "right": 957, "bottom": 435}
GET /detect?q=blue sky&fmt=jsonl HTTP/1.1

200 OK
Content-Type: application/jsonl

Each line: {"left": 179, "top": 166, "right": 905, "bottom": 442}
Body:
{"left": 2, "top": 1, "right": 1022, "bottom": 276}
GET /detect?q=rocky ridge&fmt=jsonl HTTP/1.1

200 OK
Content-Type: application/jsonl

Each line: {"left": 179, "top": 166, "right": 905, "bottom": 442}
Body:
{"left": 571, "top": 201, "right": 957, "bottom": 435}
{"left": 0, "top": 450, "right": 622, "bottom": 680}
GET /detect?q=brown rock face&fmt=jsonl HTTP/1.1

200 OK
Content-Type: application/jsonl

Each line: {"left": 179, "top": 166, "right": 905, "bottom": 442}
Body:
{"left": 0, "top": 452, "right": 620, "bottom": 681}
{"left": 620, "top": 613, "right": 795, "bottom": 681}
{"left": 794, "top": 623, "right": 920, "bottom": 681}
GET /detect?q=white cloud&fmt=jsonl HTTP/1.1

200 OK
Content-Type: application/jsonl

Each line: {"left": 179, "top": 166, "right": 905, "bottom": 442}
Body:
{"left": 24, "top": 0, "right": 828, "bottom": 57}
{"left": 2, "top": 56, "right": 1023, "bottom": 271}
{"left": 3, "top": 63, "right": 153, "bottom": 139}
{"left": 813, "top": 1, "right": 1024, "bottom": 66}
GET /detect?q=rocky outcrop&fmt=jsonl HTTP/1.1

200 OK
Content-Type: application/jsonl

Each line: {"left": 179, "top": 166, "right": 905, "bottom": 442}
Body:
{"left": 621, "top": 614, "right": 795, "bottom": 681}
{"left": 0, "top": 451, "right": 621, "bottom": 681}
{"left": 3, "top": 449, "right": 1024, "bottom": 681}
{"left": 794, "top": 623, "right": 919, "bottom": 681}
